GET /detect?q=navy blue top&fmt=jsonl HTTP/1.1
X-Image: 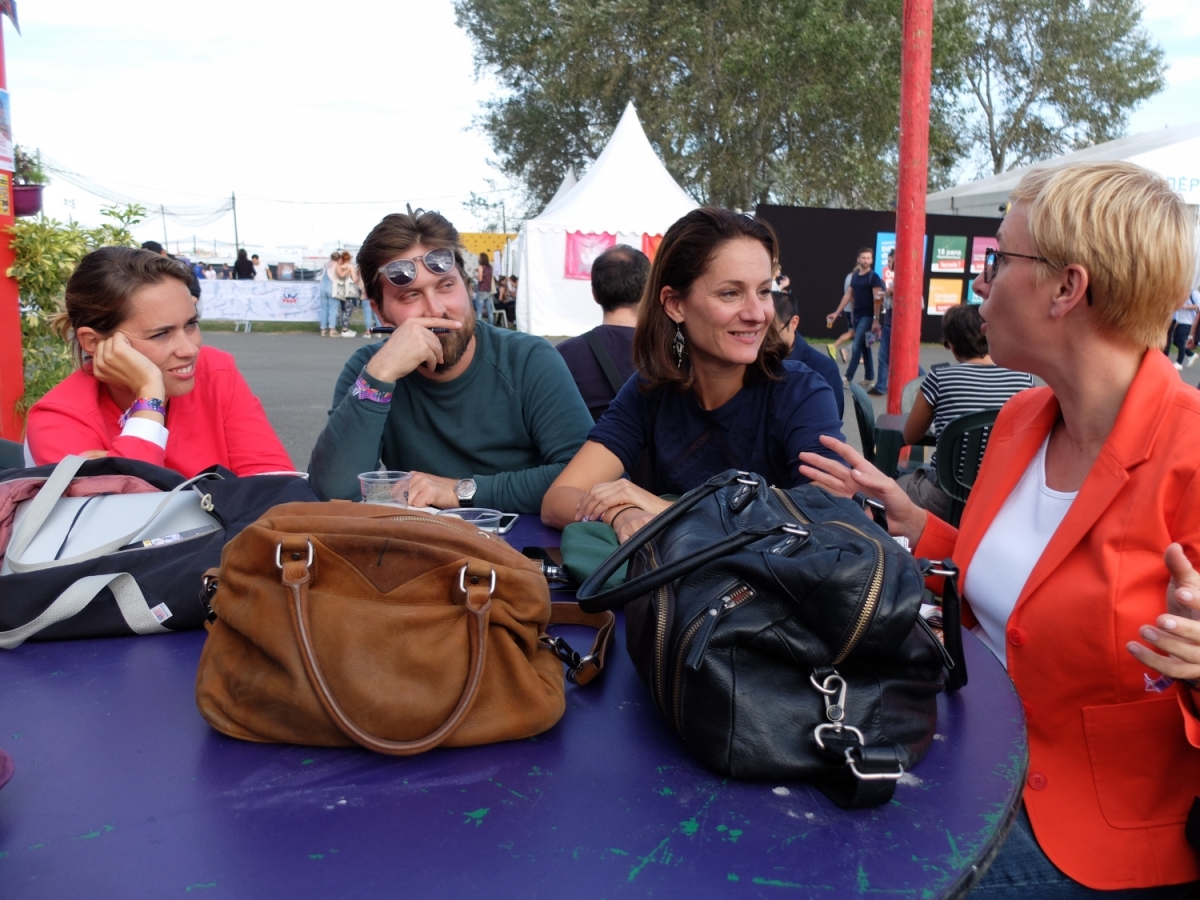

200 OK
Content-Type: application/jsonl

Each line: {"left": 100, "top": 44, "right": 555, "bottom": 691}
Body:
{"left": 789, "top": 336, "right": 844, "bottom": 418}
{"left": 556, "top": 325, "right": 636, "bottom": 421}
{"left": 850, "top": 270, "right": 885, "bottom": 318}
{"left": 588, "top": 360, "right": 844, "bottom": 495}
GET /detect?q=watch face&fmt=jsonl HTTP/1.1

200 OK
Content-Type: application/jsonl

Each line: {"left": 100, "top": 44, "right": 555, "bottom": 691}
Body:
{"left": 455, "top": 478, "right": 477, "bottom": 500}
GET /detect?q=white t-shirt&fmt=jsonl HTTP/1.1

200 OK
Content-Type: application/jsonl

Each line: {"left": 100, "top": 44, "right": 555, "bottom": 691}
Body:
{"left": 253, "top": 262, "right": 269, "bottom": 281}
{"left": 963, "top": 435, "right": 1076, "bottom": 667}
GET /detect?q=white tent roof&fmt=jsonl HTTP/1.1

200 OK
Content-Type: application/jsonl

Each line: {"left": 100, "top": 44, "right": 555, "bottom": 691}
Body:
{"left": 527, "top": 102, "right": 697, "bottom": 233}
{"left": 927, "top": 121, "right": 1200, "bottom": 217}
{"left": 539, "top": 168, "right": 578, "bottom": 218}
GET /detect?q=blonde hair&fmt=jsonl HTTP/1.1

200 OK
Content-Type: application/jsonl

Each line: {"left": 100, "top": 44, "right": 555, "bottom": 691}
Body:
{"left": 1008, "top": 161, "right": 1195, "bottom": 349}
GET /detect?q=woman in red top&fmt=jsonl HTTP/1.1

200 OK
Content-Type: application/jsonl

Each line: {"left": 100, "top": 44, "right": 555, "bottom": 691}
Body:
{"left": 28, "top": 247, "right": 292, "bottom": 478}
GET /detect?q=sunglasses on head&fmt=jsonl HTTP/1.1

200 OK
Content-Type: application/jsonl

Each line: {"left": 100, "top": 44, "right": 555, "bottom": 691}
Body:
{"left": 378, "top": 247, "right": 457, "bottom": 288}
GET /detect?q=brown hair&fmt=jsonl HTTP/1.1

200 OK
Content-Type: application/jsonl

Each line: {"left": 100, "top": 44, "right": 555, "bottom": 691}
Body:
{"left": 1007, "top": 162, "right": 1195, "bottom": 349}
{"left": 356, "top": 210, "right": 467, "bottom": 303}
{"left": 633, "top": 207, "right": 787, "bottom": 392}
{"left": 941, "top": 303, "right": 988, "bottom": 359}
{"left": 51, "top": 246, "right": 195, "bottom": 365}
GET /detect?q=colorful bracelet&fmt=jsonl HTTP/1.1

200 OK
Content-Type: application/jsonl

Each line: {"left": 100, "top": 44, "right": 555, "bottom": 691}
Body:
{"left": 350, "top": 375, "right": 393, "bottom": 406}
{"left": 118, "top": 397, "right": 166, "bottom": 427}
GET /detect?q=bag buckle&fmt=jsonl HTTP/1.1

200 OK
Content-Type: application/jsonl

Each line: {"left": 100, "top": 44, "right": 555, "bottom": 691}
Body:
{"left": 458, "top": 564, "right": 496, "bottom": 596}
{"left": 200, "top": 573, "right": 219, "bottom": 624}
{"left": 539, "top": 634, "right": 599, "bottom": 685}
{"left": 275, "top": 540, "right": 313, "bottom": 569}
{"left": 810, "top": 671, "right": 904, "bottom": 782}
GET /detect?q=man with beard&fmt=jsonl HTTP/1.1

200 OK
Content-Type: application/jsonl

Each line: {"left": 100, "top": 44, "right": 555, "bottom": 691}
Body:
{"left": 308, "top": 211, "right": 593, "bottom": 513}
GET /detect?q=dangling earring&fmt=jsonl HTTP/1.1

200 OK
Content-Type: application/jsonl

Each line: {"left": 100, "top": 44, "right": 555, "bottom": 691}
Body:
{"left": 672, "top": 323, "right": 686, "bottom": 369}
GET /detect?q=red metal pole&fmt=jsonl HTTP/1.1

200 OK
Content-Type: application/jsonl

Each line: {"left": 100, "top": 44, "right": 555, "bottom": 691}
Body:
{"left": 888, "top": 0, "right": 934, "bottom": 416}
{"left": 0, "top": 18, "right": 20, "bottom": 440}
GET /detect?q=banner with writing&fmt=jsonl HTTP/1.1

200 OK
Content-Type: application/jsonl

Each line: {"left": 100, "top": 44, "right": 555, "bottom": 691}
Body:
{"left": 199, "top": 281, "right": 321, "bottom": 321}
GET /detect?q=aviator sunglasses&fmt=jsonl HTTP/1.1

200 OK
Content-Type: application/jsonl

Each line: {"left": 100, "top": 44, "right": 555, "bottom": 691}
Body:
{"left": 378, "top": 247, "right": 458, "bottom": 288}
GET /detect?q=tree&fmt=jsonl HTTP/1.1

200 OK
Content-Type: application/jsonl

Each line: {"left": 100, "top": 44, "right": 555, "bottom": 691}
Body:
{"left": 964, "top": 0, "right": 1164, "bottom": 175}
{"left": 454, "top": 0, "right": 971, "bottom": 214}
{"left": 8, "top": 204, "right": 144, "bottom": 412}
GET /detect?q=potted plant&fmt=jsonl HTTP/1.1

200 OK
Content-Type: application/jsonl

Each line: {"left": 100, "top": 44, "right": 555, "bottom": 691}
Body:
{"left": 13, "top": 145, "right": 48, "bottom": 217}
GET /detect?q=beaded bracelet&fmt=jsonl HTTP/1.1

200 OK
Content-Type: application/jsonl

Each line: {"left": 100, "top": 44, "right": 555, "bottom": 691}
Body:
{"left": 118, "top": 397, "right": 166, "bottom": 427}
{"left": 350, "top": 375, "right": 393, "bottom": 406}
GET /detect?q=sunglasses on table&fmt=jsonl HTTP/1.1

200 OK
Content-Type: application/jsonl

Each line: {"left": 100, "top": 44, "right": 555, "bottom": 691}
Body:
{"left": 377, "top": 248, "right": 458, "bottom": 288}
{"left": 982, "top": 248, "right": 1092, "bottom": 305}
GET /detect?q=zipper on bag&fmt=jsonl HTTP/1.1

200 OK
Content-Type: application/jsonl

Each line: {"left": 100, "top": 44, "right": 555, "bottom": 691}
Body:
{"left": 673, "top": 584, "right": 756, "bottom": 731}
{"left": 647, "top": 544, "right": 671, "bottom": 714}
{"left": 771, "top": 487, "right": 885, "bottom": 663}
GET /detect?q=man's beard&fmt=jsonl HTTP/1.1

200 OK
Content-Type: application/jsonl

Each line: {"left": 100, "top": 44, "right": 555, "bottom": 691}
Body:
{"left": 434, "top": 307, "right": 476, "bottom": 373}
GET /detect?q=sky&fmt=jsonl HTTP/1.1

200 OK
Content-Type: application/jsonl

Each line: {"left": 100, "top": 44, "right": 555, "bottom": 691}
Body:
{"left": 3, "top": 0, "right": 1198, "bottom": 262}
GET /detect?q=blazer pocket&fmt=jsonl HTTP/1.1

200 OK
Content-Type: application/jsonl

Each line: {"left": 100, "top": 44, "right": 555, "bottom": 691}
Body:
{"left": 1083, "top": 695, "right": 1200, "bottom": 829}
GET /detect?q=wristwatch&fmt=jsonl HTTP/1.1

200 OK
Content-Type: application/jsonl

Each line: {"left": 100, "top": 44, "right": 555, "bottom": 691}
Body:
{"left": 454, "top": 478, "right": 477, "bottom": 507}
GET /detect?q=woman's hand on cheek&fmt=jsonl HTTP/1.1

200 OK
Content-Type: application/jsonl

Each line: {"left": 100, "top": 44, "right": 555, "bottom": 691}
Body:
{"left": 798, "top": 434, "right": 928, "bottom": 547}
{"left": 1127, "top": 543, "right": 1200, "bottom": 683}
{"left": 92, "top": 333, "right": 165, "bottom": 400}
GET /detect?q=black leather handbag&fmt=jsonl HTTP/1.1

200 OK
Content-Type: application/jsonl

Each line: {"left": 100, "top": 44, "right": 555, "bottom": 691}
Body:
{"left": 577, "top": 469, "right": 966, "bottom": 808}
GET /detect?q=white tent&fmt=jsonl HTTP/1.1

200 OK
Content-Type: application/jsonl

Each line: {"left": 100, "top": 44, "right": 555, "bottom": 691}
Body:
{"left": 927, "top": 121, "right": 1200, "bottom": 218}
{"left": 517, "top": 102, "right": 698, "bottom": 336}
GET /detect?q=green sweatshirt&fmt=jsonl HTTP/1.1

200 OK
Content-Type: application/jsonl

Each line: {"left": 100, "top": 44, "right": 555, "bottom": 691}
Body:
{"left": 308, "top": 322, "right": 593, "bottom": 513}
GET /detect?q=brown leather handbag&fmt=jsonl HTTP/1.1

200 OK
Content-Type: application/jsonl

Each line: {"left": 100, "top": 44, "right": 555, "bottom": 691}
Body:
{"left": 195, "top": 501, "right": 613, "bottom": 754}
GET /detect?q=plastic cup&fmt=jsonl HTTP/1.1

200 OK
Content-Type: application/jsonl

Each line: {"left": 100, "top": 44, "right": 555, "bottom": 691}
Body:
{"left": 359, "top": 471, "right": 411, "bottom": 507}
{"left": 437, "top": 508, "right": 503, "bottom": 531}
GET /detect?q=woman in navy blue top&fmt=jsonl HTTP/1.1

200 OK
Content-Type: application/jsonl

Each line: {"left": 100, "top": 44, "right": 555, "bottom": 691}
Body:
{"left": 541, "top": 207, "right": 844, "bottom": 542}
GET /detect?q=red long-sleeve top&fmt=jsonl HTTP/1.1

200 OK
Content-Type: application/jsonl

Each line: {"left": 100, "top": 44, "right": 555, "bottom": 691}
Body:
{"left": 28, "top": 345, "right": 293, "bottom": 478}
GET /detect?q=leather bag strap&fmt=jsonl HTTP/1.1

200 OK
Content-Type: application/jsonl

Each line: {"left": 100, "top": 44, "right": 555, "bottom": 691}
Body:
{"left": 281, "top": 543, "right": 491, "bottom": 756}
{"left": 576, "top": 472, "right": 778, "bottom": 612}
{"left": 544, "top": 602, "right": 616, "bottom": 686}
{"left": 919, "top": 557, "right": 968, "bottom": 691}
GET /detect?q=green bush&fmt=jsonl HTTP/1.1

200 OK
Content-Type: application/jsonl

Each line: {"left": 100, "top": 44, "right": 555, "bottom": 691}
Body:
{"left": 7, "top": 204, "right": 144, "bottom": 413}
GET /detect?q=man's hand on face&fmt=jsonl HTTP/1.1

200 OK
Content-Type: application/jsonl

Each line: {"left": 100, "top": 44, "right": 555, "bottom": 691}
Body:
{"left": 363, "top": 317, "right": 462, "bottom": 383}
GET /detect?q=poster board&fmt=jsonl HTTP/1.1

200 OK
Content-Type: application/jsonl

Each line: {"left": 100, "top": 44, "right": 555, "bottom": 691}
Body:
{"left": 927, "top": 278, "right": 964, "bottom": 316}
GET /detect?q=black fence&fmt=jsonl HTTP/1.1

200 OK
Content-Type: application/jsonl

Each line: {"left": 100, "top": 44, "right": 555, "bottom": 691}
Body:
{"left": 756, "top": 204, "right": 1003, "bottom": 343}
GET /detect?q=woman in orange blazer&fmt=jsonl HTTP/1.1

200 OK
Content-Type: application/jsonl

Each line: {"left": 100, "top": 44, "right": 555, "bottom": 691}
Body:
{"left": 801, "top": 162, "right": 1200, "bottom": 897}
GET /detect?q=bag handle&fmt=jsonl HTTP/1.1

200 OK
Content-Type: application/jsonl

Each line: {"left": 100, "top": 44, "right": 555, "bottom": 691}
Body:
{"left": 577, "top": 471, "right": 783, "bottom": 612}
{"left": 916, "top": 557, "right": 968, "bottom": 691}
{"left": 6, "top": 456, "right": 217, "bottom": 574}
{"left": 541, "top": 602, "right": 616, "bottom": 686}
{"left": 280, "top": 540, "right": 490, "bottom": 756}
{"left": 0, "top": 572, "right": 168, "bottom": 650}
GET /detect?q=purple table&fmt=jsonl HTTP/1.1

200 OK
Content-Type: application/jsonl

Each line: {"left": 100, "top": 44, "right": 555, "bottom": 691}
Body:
{"left": 0, "top": 518, "right": 1026, "bottom": 898}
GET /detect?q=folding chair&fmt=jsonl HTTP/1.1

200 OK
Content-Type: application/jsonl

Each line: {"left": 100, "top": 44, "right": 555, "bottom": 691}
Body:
{"left": 935, "top": 409, "right": 1000, "bottom": 528}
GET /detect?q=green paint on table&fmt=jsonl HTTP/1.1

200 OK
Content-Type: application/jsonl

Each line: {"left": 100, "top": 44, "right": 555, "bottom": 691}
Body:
{"left": 627, "top": 837, "right": 670, "bottom": 882}
{"left": 608, "top": 848, "right": 629, "bottom": 856}
{"left": 463, "top": 808, "right": 490, "bottom": 827}
{"left": 73, "top": 824, "right": 114, "bottom": 840}
{"left": 309, "top": 854, "right": 324, "bottom": 860}
{"left": 945, "top": 831, "right": 969, "bottom": 870}
{"left": 679, "top": 817, "right": 699, "bottom": 836}
{"left": 184, "top": 884, "right": 217, "bottom": 892}
{"left": 660, "top": 787, "right": 674, "bottom": 796}
{"left": 857, "top": 864, "right": 870, "bottom": 891}
{"left": 301, "top": 759, "right": 314, "bottom": 766}
{"left": 728, "top": 873, "right": 740, "bottom": 882}
{"left": 28, "top": 844, "right": 44, "bottom": 850}
{"left": 489, "top": 778, "right": 531, "bottom": 801}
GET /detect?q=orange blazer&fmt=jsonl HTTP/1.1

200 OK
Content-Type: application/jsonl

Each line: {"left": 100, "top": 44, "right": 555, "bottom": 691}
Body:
{"left": 916, "top": 349, "right": 1200, "bottom": 890}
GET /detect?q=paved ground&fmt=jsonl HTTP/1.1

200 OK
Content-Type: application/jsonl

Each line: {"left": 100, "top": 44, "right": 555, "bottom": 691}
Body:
{"left": 203, "top": 329, "right": 961, "bottom": 470}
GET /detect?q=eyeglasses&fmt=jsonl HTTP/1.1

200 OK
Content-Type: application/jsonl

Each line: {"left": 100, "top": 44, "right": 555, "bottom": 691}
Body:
{"left": 983, "top": 248, "right": 1092, "bottom": 305}
{"left": 377, "top": 248, "right": 457, "bottom": 288}
{"left": 982, "top": 248, "right": 1051, "bottom": 283}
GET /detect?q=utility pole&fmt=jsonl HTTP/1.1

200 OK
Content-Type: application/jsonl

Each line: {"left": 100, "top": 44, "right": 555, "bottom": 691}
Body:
{"left": 888, "top": 0, "right": 934, "bottom": 416}
{"left": 231, "top": 192, "right": 240, "bottom": 252}
{"left": 160, "top": 204, "right": 168, "bottom": 247}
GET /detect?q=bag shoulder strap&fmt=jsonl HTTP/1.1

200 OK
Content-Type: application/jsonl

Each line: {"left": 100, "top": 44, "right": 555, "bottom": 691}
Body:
{"left": 0, "top": 572, "right": 168, "bottom": 649}
{"left": 6, "top": 457, "right": 217, "bottom": 574}
{"left": 582, "top": 328, "right": 626, "bottom": 397}
{"left": 543, "top": 602, "right": 616, "bottom": 686}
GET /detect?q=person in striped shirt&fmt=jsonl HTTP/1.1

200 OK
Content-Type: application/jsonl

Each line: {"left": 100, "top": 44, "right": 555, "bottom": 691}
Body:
{"left": 898, "top": 303, "right": 1034, "bottom": 519}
